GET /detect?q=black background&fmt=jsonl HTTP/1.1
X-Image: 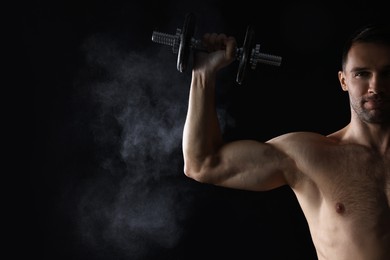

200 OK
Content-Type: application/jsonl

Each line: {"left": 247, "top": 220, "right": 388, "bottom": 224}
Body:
{"left": 24, "top": 0, "right": 388, "bottom": 259}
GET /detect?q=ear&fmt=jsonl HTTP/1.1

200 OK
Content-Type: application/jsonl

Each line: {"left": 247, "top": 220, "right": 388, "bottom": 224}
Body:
{"left": 338, "top": 71, "right": 348, "bottom": 91}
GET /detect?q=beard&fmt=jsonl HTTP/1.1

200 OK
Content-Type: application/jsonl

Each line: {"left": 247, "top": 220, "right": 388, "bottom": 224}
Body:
{"left": 350, "top": 95, "right": 390, "bottom": 125}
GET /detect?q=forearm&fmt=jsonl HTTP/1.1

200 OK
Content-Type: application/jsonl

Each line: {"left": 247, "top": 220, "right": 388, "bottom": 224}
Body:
{"left": 182, "top": 70, "right": 224, "bottom": 174}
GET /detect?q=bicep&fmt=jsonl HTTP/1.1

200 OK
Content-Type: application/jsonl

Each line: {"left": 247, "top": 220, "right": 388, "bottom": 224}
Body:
{"left": 203, "top": 140, "right": 296, "bottom": 191}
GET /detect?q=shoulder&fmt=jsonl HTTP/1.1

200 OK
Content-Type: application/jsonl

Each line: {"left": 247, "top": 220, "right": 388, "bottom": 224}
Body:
{"left": 267, "top": 131, "right": 336, "bottom": 150}
{"left": 267, "top": 132, "right": 344, "bottom": 184}
{"left": 267, "top": 131, "right": 339, "bottom": 166}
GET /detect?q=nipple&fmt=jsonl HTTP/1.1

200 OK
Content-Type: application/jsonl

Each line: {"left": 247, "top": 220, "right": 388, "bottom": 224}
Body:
{"left": 335, "top": 202, "right": 345, "bottom": 214}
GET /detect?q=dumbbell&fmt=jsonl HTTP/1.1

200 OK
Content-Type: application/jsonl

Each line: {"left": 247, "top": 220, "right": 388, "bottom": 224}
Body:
{"left": 151, "top": 12, "right": 282, "bottom": 84}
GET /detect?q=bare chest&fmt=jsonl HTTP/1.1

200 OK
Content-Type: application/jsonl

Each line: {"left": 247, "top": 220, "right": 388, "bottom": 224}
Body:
{"left": 321, "top": 152, "right": 389, "bottom": 218}
{"left": 293, "top": 145, "right": 390, "bottom": 259}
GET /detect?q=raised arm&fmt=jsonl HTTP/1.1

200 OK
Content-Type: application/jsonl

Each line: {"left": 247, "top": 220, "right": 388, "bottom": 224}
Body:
{"left": 182, "top": 33, "right": 295, "bottom": 191}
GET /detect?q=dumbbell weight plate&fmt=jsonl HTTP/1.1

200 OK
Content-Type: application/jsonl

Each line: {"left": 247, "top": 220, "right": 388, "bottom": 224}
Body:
{"left": 177, "top": 12, "right": 196, "bottom": 73}
{"left": 236, "top": 25, "right": 255, "bottom": 85}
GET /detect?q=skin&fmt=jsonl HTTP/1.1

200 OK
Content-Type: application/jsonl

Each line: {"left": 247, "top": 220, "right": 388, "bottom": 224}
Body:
{"left": 182, "top": 33, "right": 390, "bottom": 260}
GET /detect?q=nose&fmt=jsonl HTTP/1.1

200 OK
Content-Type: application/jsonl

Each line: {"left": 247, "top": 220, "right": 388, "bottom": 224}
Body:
{"left": 368, "top": 73, "right": 390, "bottom": 95}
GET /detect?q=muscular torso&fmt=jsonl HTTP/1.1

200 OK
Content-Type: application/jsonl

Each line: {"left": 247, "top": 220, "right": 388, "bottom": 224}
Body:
{"left": 288, "top": 134, "right": 390, "bottom": 260}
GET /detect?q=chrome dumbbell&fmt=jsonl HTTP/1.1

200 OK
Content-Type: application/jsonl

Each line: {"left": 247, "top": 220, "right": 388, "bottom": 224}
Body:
{"left": 152, "top": 12, "right": 282, "bottom": 84}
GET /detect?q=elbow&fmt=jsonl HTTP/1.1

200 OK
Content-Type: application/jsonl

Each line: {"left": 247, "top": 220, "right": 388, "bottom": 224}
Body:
{"left": 183, "top": 153, "right": 221, "bottom": 184}
{"left": 183, "top": 161, "right": 209, "bottom": 183}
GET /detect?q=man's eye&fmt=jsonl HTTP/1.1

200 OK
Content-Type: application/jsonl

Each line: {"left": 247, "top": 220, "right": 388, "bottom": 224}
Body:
{"left": 354, "top": 71, "right": 369, "bottom": 77}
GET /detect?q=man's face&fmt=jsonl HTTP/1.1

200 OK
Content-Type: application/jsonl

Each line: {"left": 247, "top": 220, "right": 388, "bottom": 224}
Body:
{"left": 338, "top": 42, "right": 390, "bottom": 124}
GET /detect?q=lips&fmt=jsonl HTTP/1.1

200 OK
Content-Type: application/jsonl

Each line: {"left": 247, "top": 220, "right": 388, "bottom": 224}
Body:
{"left": 364, "top": 97, "right": 387, "bottom": 109}
{"left": 365, "top": 100, "right": 381, "bottom": 109}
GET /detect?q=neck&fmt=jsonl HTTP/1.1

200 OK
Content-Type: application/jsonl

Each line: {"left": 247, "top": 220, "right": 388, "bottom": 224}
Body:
{"left": 347, "top": 114, "right": 390, "bottom": 154}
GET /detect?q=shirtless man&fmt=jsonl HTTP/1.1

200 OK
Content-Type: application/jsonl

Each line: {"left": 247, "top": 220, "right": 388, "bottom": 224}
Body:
{"left": 182, "top": 23, "right": 390, "bottom": 259}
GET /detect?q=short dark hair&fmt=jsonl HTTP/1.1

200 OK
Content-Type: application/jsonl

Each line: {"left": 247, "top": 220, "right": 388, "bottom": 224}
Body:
{"left": 341, "top": 23, "right": 390, "bottom": 71}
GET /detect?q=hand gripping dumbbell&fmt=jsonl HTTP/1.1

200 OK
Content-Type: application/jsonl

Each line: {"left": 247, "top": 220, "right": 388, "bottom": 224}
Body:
{"left": 151, "top": 12, "right": 282, "bottom": 85}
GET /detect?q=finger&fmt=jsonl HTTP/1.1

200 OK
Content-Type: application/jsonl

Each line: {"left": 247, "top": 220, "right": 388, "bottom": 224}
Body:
{"left": 202, "top": 33, "right": 211, "bottom": 51}
{"left": 224, "top": 36, "right": 237, "bottom": 60}
{"left": 208, "top": 33, "right": 219, "bottom": 51}
{"left": 216, "top": 33, "right": 228, "bottom": 50}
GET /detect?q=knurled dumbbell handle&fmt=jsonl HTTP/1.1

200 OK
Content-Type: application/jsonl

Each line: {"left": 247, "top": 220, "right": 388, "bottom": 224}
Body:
{"left": 152, "top": 31, "right": 282, "bottom": 68}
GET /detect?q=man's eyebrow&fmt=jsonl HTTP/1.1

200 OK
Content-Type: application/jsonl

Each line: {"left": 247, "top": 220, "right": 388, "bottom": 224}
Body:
{"left": 349, "top": 67, "right": 368, "bottom": 73}
{"left": 350, "top": 65, "right": 390, "bottom": 72}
